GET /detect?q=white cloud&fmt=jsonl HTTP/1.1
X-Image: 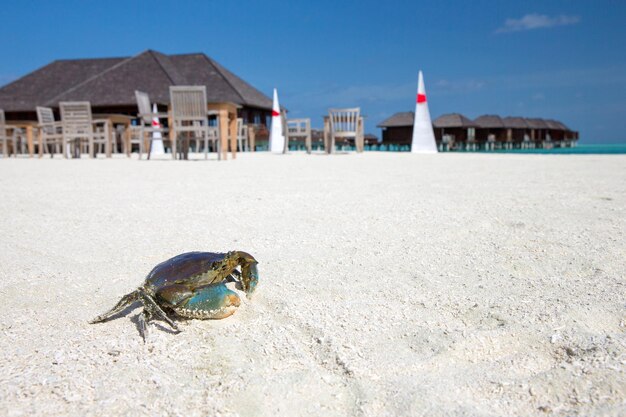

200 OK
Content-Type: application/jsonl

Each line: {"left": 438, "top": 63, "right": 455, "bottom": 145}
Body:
{"left": 496, "top": 14, "right": 580, "bottom": 33}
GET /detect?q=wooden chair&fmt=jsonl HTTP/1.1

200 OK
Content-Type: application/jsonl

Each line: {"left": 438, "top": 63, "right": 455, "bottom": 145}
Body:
{"left": 36, "top": 106, "right": 63, "bottom": 158}
{"left": 0, "top": 110, "right": 27, "bottom": 157}
{"left": 169, "top": 86, "right": 212, "bottom": 160}
{"left": 206, "top": 111, "right": 220, "bottom": 153}
{"left": 192, "top": 110, "right": 220, "bottom": 154}
{"left": 327, "top": 108, "right": 364, "bottom": 154}
{"left": 135, "top": 91, "right": 169, "bottom": 159}
{"left": 236, "top": 118, "right": 250, "bottom": 152}
{"left": 127, "top": 126, "right": 142, "bottom": 157}
{"left": 284, "top": 116, "right": 312, "bottom": 154}
{"left": 0, "top": 110, "right": 14, "bottom": 157}
{"left": 59, "top": 102, "right": 110, "bottom": 158}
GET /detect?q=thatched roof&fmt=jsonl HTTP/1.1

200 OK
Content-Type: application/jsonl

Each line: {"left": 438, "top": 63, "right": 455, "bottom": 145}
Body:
{"left": 525, "top": 118, "right": 549, "bottom": 129}
{"left": 377, "top": 111, "right": 573, "bottom": 132}
{"left": 502, "top": 116, "right": 529, "bottom": 129}
{"left": 543, "top": 119, "right": 562, "bottom": 130}
{"left": 547, "top": 119, "right": 571, "bottom": 131}
{"left": 377, "top": 112, "right": 414, "bottom": 127}
{"left": 474, "top": 115, "right": 505, "bottom": 128}
{"left": 433, "top": 113, "right": 477, "bottom": 128}
{"left": 543, "top": 119, "right": 572, "bottom": 131}
{"left": 0, "top": 50, "right": 272, "bottom": 112}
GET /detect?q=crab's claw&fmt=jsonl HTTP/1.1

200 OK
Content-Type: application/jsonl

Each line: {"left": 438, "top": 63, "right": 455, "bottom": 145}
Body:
{"left": 230, "top": 251, "right": 259, "bottom": 298}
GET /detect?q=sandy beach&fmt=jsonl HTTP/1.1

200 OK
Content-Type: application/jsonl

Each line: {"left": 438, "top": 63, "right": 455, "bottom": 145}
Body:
{"left": 0, "top": 152, "right": 624, "bottom": 416}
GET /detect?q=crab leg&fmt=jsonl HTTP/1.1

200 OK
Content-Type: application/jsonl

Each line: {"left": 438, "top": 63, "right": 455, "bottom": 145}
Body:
{"left": 89, "top": 289, "right": 140, "bottom": 324}
{"left": 137, "top": 288, "right": 179, "bottom": 332}
{"left": 138, "top": 309, "right": 153, "bottom": 341}
{"left": 90, "top": 287, "right": 179, "bottom": 335}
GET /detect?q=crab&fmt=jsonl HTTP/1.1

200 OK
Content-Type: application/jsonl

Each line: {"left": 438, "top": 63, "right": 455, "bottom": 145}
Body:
{"left": 90, "top": 251, "right": 258, "bottom": 338}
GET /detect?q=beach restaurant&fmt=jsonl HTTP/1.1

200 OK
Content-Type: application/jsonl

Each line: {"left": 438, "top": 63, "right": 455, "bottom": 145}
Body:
{"left": 0, "top": 50, "right": 273, "bottom": 158}
{"left": 378, "top": 112, "right": 579, "bottom": 151}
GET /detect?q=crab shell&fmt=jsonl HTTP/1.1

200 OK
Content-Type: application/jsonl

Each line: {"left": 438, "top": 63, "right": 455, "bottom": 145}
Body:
{"left": 89, "top": 251, "right": 259, "bottom": 338}
{"left": 144, "top": 251, "right": 259, "bottom": 319}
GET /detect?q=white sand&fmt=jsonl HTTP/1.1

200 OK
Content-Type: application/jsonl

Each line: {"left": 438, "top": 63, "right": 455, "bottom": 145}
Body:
{"left": 0, "top": 152, "right": 624, "bottom": 416}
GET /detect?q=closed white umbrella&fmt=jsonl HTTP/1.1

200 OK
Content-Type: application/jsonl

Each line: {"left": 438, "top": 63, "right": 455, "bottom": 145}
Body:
{"left": 410, "top": 71, "right": 438, "bottom": 153}
{"left": 268, "top": 88, "right": 285, "bottom": 153}
{"left": 149, "top": 103, "right": 165, "bottom": 157}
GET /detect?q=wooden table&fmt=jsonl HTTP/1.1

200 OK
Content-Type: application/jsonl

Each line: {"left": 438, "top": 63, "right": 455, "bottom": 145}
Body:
{"left": 7, "top": 115, "right": 133, "bottom": 158}
{"left": 208, "top": 102, "right": 241, "bottom": 160}
{"left": 93, "top": 114, "right": 134, "bottom": 157}
{"left": 6, "top": 121, "right": 40, "bottom": 157}
{"left": 168, "top": 102, "right": 241, "bottom": 160}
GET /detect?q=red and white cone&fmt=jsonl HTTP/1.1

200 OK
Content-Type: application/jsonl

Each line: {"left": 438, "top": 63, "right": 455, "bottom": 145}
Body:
{"left": 410, "top": 71, "right": 438, "bottom": 153}
{"left": 269, "top": 88, "right": 285, "bottom": 153}
{"left": 150, "top": 103, "right": 165, "bottom": 156}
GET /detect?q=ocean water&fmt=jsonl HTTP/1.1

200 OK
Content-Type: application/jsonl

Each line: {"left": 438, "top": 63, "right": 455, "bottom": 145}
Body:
{"left": 276, "top": 144, "right": 626, "bottom": 154}
{"left": 484, "top": 144, "right": 626, "bottom": 155}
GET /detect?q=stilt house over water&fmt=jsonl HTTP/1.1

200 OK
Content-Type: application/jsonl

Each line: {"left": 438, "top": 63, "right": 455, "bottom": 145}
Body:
{"left": 378, "top": 112, "right": 579, "bottom": 151}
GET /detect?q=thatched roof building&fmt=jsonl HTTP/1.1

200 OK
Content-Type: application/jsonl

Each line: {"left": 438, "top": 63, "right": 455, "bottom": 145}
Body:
{"left": 377, "top": 111, "right": 578, "bottom": 149}
{"left": 544, "top": 119, "right": 569, "bottom": 131}
{"left": 377, "top": 112, "right": 414, "bottom": 128}
{"left": 377, "top": 112, "right": 414, "bottom": 146}
{"left": 474, "top": 115, "right": 505, "bottom": 129}
{"left": 0, "top": 50, "right": 273, "bottom": 123}
{"left": 502, "top": 117, "right": 529, "bottom": 129}
{"left": 525, "top": 118, "right": 549, "bottom": 130}
{"left": 432, "top": 114, "right": 478, "bottom": 146}
{"left": 433, "top": 113, "right": 477, "bottom": 128}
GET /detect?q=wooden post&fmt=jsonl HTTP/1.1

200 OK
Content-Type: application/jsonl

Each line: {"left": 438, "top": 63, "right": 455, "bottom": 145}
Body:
{"left": 38, "top": 128, "right": 44, "bottom": 158}
{"left": 357, "top": 117, "right": 364, "bottom": 153}
{"left": 219, "top": 109, "right": 229, "bottom": 160}
{"left": 26, "top": 126, "right": 34, "bottom": 157}
{"left": 248, "top": 126, "right": 256, "bottom": 152}
{"left": 143, "top": 130, "right": 151, "bottom": 157}
{"left": 125, "top": 127, "right": 131, "bottom": 157}
{"left": 168, "top": 109, "right": 176, "bottom": 160}
{"left": 306, "top": 127, "right": 311, "bottom": 154}
{"left": 106, "top": 120, "right": 112, "bottom": 158}
{"left": 323, "top": 117, "right": 331, "bottom": 154}
{"left": 229, "top": 112, "right": 237, "bottom": 159}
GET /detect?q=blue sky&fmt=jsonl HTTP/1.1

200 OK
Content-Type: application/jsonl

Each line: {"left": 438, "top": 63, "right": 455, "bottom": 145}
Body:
{"left": 1, "top": 0, "right": 625, "bottom": 143}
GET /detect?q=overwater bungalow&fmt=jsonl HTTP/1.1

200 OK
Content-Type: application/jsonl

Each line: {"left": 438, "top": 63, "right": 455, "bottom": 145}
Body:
{"left": 432, "top": 113, "right": 478, "bottom": 151}
{"left": 474, "top": 115, "right": 508, "bottom": 150}
{"left": 377, "top": 112, "right": 414, "bottom": 147}
{"left": 378, "top": 111, "right": 578, "bottom": 151}
{"left": 525, "top": 118, "right": 549, "bottom": 148}
{"left": 502, "top": 117, "right": 533, "bottom": 149}
{"left": 544, "top": 119, "right": 578, "bottom": 147}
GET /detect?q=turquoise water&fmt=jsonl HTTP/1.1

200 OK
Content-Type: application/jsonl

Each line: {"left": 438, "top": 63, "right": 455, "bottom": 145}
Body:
{"left": 483, "top": 144, "right": 626, "bottom": 154}
{"left": 261, "top": 144, "right": 626, "bottom": 154}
